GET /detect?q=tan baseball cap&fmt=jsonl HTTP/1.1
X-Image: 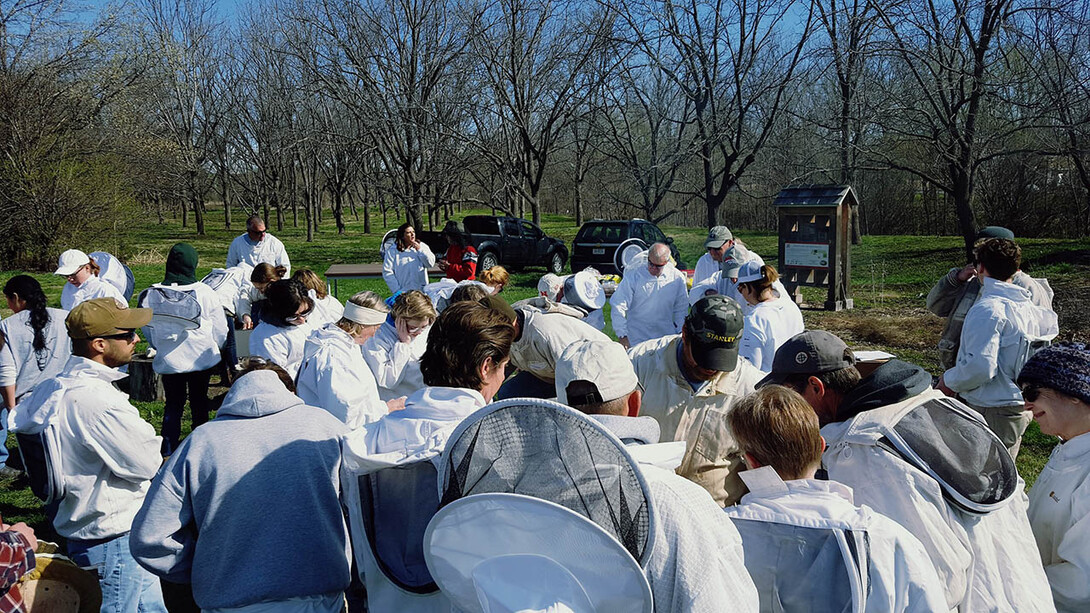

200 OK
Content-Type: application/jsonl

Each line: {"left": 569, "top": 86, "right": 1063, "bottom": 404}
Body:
{"left": 66, "top": 298, "right": 151, "bottom": 340}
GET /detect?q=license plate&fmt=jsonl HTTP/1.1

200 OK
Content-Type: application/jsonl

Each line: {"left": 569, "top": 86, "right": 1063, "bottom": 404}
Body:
{"left": 592, "top": 248, "right": 605, "bottom": 255}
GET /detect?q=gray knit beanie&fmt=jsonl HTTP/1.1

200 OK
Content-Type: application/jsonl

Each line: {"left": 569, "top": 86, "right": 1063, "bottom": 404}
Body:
{"left": 1017, "top": 343, "right": 1090, "bottom": 405}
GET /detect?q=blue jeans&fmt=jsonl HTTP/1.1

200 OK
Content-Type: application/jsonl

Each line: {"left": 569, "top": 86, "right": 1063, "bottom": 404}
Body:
{"left": 67, "top": 533, "right": 167, "bottom": 613}
{"left": 1, "top": 407, "right": 9, "bottom": 466}
{"left": 496, "top": 371, "right": 557, "bottom": 401}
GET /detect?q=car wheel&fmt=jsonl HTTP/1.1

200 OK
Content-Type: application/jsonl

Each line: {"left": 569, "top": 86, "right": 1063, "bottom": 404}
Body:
{"left": 479, "top": 251, "right": 499, "bottom": 271}
{"left": 549, "top": 251, "right": 565, "bottom": 274}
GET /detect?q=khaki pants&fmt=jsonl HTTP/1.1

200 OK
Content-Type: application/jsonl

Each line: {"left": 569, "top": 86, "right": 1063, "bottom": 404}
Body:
{"left": 967, "top": 403, "right": 1031, "bottom": 459}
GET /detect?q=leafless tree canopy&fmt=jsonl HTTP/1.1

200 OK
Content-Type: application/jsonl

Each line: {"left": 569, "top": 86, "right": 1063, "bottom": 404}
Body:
{"left": 2, "top": 0, "right": 1089, "bottom": 264}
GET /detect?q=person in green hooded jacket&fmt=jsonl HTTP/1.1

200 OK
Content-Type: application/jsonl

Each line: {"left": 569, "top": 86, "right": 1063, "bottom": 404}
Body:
{"left": 138, "top": 243, "right": 229, "bottom": 456}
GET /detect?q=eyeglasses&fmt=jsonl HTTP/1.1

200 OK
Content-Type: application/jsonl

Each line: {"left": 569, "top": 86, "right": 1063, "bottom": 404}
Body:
{"left": 98, "top": 329, "right": 137, "bottom": 342}
{"left": 287, "top": 305, "right": 313, "bottom": 323}
{"left": 1021, "top": 384, "right": 1043, "bottom": 402}
{"left": 248, "top": 228, "right": 267, "bottom": 237}
{"left": 648, "top": 260, "right": 668, "bottom": 269}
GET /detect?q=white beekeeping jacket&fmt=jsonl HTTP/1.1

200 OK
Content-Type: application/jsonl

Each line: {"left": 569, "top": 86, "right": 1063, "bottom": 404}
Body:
{"left": 726, "top": 471, "right": 948, "bottom": 613}
{"left": 361, "top": 321, "right": 429, "bottom": 401}
{"left": 296, "top": 323, "right": 387, "bottom": 429}
{"left": 1029, "top": 431, "right": 1090, "bottom": 612}
{"left": 821, "top": 388, "right": 1056, "bottom": 612}
{"left": 610, "top": 264, "right": 688, "bottom": 346}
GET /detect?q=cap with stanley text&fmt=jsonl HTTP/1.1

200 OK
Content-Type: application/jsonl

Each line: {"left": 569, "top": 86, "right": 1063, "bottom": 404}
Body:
{"left": 685, "top": 295, "right": 744, "bottom": 372}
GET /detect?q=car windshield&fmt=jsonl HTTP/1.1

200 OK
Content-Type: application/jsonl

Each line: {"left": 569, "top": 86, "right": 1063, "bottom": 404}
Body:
{"left": 577, "top": 223, "right": 627, "bottom": 243}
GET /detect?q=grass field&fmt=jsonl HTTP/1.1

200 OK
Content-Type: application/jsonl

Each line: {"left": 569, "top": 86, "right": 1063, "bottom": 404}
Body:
{"left": 2, "top": 204, "right": 1087, "bottom": 530}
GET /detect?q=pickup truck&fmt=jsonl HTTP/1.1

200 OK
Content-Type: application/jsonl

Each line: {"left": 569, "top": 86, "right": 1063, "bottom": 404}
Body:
{"left": 415, "top": 215, "right": 569, "bottom": 274}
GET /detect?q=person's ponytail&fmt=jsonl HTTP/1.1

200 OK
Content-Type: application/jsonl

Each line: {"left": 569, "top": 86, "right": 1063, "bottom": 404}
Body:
{"left": 2, "top": 275, "right": 50, "bottom": 352}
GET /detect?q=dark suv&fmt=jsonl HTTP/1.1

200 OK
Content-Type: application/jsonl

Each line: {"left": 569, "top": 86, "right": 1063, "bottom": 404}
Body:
{"left": 415, "top": 215, "right": 568, "bottom": 274}
{"left": 570, "top": 219, "right": 685, "bottom": 274}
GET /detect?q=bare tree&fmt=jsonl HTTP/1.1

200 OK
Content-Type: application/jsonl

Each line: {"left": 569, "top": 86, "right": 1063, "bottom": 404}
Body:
{"left": 614, "top": 0, "right": 815, "bottom": 228}
{"left": 138, "top": 0, "right": 223, "bottom": 235}
{"left": 869, "top": 0, "right": 1049, "bottom": 255}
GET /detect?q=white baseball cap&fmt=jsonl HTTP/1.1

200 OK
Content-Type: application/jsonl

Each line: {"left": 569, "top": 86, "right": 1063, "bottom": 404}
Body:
{"left": 55, "top": 249, "right": 91, "bottom": 276}
{"left": 537, "top": 273, "right": 564, "bottom": 301}
{"left": 736, "top": 260, "right": 764, "bottom": 284}
{"left": 555, "top": 339, "right": 639, "bottom": 406}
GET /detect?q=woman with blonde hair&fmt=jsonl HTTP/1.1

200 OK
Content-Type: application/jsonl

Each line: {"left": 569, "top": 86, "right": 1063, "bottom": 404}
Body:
{"left": 736, "top": 261, "right": 804, "bottom": 373}
{"left": 292, "top": 268, "right": 343, "bottom": 327}
{"left": 361, "top": 290, "right": 437, "bottom": 401}
{"left": 479, "top": 265, "right": 510, "bottom": 294}
{"left": 237, "top": 263, "right": 287, "bottom": 330}
{"left": 382, "top": 222, "right": 436, "bottom": 294}
{"left": 297, "top": 292, "right": 392, "bottom": 429}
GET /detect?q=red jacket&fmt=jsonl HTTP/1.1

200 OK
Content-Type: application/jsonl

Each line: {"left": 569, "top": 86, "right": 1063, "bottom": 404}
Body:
{"left": 444, "top": 245, "right": 478, "bottom": 281}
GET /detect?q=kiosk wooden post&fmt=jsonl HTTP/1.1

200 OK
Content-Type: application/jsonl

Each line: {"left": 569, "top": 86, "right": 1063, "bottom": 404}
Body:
{"left": 771, "top": 185, "right": 857, "bottom": 311}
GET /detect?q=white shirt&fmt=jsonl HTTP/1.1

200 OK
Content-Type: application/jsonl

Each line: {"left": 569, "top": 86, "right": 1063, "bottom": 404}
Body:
{"left": 383, "top": 244, "right": 436, "bottom": 294}
{"left": 739, "top": 294, "right": 805, "bottom": 373}
{"left": 140, "top": 282, "right": 229, "bottom": 374}
{"left": 361, "top": 322, "right": 429, "bottom": 401}
{"left": 821, "top": 387, "right": 1056, "bottom": 612}
{"left": 726, "top": 476, "right": 948, "bottom": 613}
{"left": 60, "top": 275, "right": 127, "bottom": 311}
{"left": 307, "top": 294, "right": 344, "bottom": 329}
{"left": 248, "top": 321, "right": 315, "bottom": 379}
{"left": 1029, "top": 431, "right": 1090, "bottom": 612}
{"left": 0, "top": 308, "right": 71, "bottom": 401}
{"left": 692, "top": 253, "right": 719, "bottom": 287}
{"left": 944, "top": 277, "right": 1059, "bottom": 408}
{"left": 10, "top": 356, "right": 162, "bottom": 540}
{"left": 610, "top": 264, "right": 688, "bottom": 346}
{"left": 297, "top": 324, "right": 387, "bottom": 430}
{"left": 226, "top": 233, "right": 291, "bottom": 276}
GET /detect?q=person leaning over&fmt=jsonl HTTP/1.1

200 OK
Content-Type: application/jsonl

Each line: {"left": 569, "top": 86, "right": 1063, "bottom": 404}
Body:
{"left": 10, "top": 298, "right": 166, "bottom": 612}
{"left": 361, "top": 290, "right": 437, "bottom": 402}
{"left": 692, "top": 226, "right": 765, "bottom": 286}
{"left": 926, "top": 225, "right": 1052, "bottom": 370}
{"left": 248, "top": 279, "right": 317, "bottom": 379}
{"left": 629, "top": 295, "right": 763, "bottom": 506}
{"left": 759, "top": 330, "right": 1055, "bottom": 612}
{"left": 555, "top": 339, "right": 760, "bottom": 613}
{"left": 725, "top": 385, "right": 947, "bottom": 612}
{"left": 1018, "top": 342, "right": 1090, "bottom": 612}
{"left": 55, "top": 249, "right": 127, "bottom": 311}
{"left": 293, "top": 268, "right": 344, "bottom": 328}
{"left": 297, "top": 291, "right": 393, "bottom": 429}
{"left": 938, "top": 237, "right": 1058, "bottom": 457}
{"left": 226, "top": 215, "right": 291, "bottom": 276}
{"left": 130, "top": 361, "right": 350, "bottom": 612}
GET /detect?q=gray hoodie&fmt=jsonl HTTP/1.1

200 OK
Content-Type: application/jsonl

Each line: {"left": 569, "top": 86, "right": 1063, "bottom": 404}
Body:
{"left": 129, "top": 370, "right": 350, "bottom": 609}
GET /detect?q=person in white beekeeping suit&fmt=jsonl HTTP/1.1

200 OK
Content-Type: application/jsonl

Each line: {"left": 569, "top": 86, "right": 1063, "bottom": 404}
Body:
{"left": 725, "top": 385, "right": 948, "bottom": 613}
{"left": 226, "top": 215, "right": 291, "bottom": 276}
{"left": 629, "top": 295, "right": 764, "bottom": 507}
{"left": 735, "top": 261, "right": 804, "bottom": 373}
{"left": 55, "top": 249, "right": 127, "bottom": 310}
{"left": 938, "top": 237, "right": 1058, "bottom": 458}
{"left": 361, "top": 290, "right": 437, "bottom": 402}
{"left": 296, "top": 291, "right": 393, "bottom": 429}
{"left": 611, "top": 242, "right": 688, "bottom": 349}
{"left": 554, "top": 338, "right": 760, "bottom": 612}
{"left": 493, "top": 293, "right": 613, "bottom": 401}
{"left": 340, "top": 300, "right": 516, "bottom": 613}
{"left": 248, "top": 279, "right": 318, "bottom": 379}
{"left": 692, "top": 226, "right": 764, "bottom": 286}
{"left": 758, "top": 330, "right": 1056, "bottom": 612}
{"left": 1019, "top": 343, "right": 1090, "bottom": 612}
{"left": 138, "top": 243, "right": 228, "bottom": 457}
{"left": 383, "top": 222, "right": 437, "bottom": 294}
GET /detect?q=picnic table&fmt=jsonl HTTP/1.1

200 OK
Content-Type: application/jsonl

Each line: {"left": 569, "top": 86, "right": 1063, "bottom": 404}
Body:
{"left": 324, "top": 263, "right": 442, "bottom": 297}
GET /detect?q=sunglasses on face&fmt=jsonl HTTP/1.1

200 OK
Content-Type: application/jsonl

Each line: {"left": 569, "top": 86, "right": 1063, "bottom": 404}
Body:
{"left": 288, "top": 305, "right": 314, "bottom": 322}
{"left": 248, "top": 228, "right": 267, "bottom": 237}
{"left": 1021, "top": 384, "right": 1042, "bottom": 402}
{"left": 98, "top": 329, "right": 137, "bottom": 342}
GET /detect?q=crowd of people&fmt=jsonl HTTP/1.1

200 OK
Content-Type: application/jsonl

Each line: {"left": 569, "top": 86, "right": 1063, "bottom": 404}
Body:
{"left": 0, "top": 216, "right": 1085, "bottom": 613}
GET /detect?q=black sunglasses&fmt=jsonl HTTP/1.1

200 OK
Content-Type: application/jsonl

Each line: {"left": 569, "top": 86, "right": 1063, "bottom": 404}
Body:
{"left": 1021, "top": 384, "right": 1042, "bottom": 402}
{"left": 98, "top": 329, "right": 137, "bottom": 342}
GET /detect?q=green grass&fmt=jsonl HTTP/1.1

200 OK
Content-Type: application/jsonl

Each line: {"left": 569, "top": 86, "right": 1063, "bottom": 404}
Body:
{"left": 3, "top": 204, "right": 1088, "bottom": 527}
